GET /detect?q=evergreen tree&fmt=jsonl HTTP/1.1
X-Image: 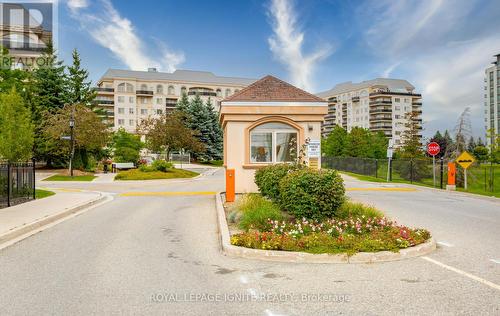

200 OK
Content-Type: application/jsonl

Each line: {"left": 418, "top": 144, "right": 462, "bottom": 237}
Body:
{"left": 205, "top": 97, "right": 223, "bottom": 160}
{"left": 368, "top": 131, "right": 389, "bottom": 159}
{"left": 66, "top": 49, "right": 96, "bottom": 107}
{"left": 397, "top": 111, "right": 424, "bottom": 158}
{"left": 32, "top": 43, "right": 68, "bottom": 165}
{"left": 344, "top": 127, "right": 371, "bottom": 157}
{"left": 477, "top": 137, "right": 485, "bottom": 147}
{"left": 176, "top": 92, "right": 190, "bottom": 113}
{"left": 442, "top": 130, "right": 453, "bottom": 157}
{"left": 0, "top": 88, "right": 34, "bottom": 161}
{"left": 467, "top": 136, "right": 476, "bottom": 153}
{"left": 186, "top": 95, "right": 212, "bottom": 160}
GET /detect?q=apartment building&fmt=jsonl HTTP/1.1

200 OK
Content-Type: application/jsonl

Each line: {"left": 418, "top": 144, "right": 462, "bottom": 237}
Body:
{"left": 95, "top": 68, "right": 255, "bottom": 132}
{"left": 316, "top": 78, "right": 423, "bottom": 147}
{"left": 484, "top": 54, "right": 500, "bottom": 145}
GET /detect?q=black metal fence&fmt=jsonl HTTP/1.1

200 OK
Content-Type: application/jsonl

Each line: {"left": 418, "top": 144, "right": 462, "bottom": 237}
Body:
{"left": 0, "top": 161, "right": 36, "bottom": 208}
{"left": 322, "top": 156, "right": 499, "bottom": 195}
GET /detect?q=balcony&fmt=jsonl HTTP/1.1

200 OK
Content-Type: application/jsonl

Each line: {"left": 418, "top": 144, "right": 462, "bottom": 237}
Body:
{"left": 187, "top": 91, "right": 217, "bottom": 97}
{"left": 412, "top": 102, "right": 422, "bottom": 106}
{"left": 369, "top": 108, "right": 392, "bottom": 114}
{"left": 351, "top": 96, "right": 360, "bottom": 102}
{"left": 370, "top": 124, "right": 392, "bottom": 131}
{"left": 328, "top": 97, "right": 337, "bottom": 102}
{"left": 370, "top": 100, "right": 392, "bottom": 105}
{"left": 136, "top": 90, "right": 154, "bottom": 96}
{"left": 95, "top": 99, "right": 114, "bottom": 105}
{"left": 93, "top": 87, "right": 114, "bottom": 93}
{"left": 370, "top": 115, "right": 392, "bottom": 122}
{"left": 369, "top": 91, "right": 422, "bottom": 97}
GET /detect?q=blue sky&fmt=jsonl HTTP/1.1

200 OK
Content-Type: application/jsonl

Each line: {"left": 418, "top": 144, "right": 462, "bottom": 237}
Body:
{"left": 61, "top": 0, "right": 500, "bottom": 139}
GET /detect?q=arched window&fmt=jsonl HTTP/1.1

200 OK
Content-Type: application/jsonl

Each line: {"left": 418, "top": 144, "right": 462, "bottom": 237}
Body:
{"left": 168, "top": 85, "right": 175, "bottom": 95}
{"left": 249, "top": 122, "right": 298, "bottom": 163}
{"left": 140, "top": 84, "right": 148, "bottom": 91}
{"left": 117, "top": 82, "right": 134, "bottom": 93}
{"left": 225, "top": 89, "right": 231, "bottom": 97}
{"left": 181, "top": 86, "right": 187, "bottom": 95}
{"left": 156, "top": 84, "right": 163, "bottom": 94}
{"left": 216, "top": 89, "right": 222, "bottom": 97}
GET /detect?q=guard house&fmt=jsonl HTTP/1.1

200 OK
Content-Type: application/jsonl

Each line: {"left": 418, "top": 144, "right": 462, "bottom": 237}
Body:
{"left": 220, "top": 75, "right": 328, "bottom": 193}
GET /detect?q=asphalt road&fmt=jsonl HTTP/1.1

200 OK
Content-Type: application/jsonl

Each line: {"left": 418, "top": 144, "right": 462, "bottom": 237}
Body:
{"left": 0, "top": 169, "right": 499, "bottom": 315}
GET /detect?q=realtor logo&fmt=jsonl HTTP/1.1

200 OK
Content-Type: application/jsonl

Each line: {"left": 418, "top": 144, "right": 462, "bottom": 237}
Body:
{"left": 0, "top": 1, "right": 57, "bottom": 69}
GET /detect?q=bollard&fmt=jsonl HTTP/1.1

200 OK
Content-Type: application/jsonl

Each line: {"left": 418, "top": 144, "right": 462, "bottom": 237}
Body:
{"left": 446, "top": 162, "right": 456, "bottom": 191}
{"left": 225, "top": 169, "right": 235, "bottom": 202}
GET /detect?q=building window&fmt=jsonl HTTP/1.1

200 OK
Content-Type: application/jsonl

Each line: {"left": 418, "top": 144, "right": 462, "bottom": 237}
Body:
{"left": 225, "top": 89, "right": 231, "bottom": 97}
{"left": 129, "top": 108, "right": 134, "bottom": 114}
{"left": 129, "top": 96, "right": 134, "bottom": 103}
{"left": 129, "top": 119, "right": 134, "bottom": 126}
{"left": 395, "top": 115, "right": 400, "bottom": 119}
{"left": 117, "top": 83, "right": 134, "bottom": 93}
{"left": 395, "top": 106, "right": 400, "bottom": 111}
{"left": 118, "top": 108, "right": 124, "bottom": 114}
{"left": 141, "top": 109, "right": 148, "bottom": 115}
{"left": 395, "top": 98, "right": 400, "bottom": 103}
{"left": 117, "top": 96, "right": 124, "bottom": 103}
{"left": 249, "top": 122, "right": 298, "bottom": 163}
{"left": 216, "top": 89, "right": 222, "bottom": 97}
{"left": 181, "top": 86, "right": 187, "bottom": 95}
{"left": 140, "top": 84, "right": 148, "bottom": 91}
{"left": 118, "top": 119, "right": 124, "bottom": 125}
{"left": 156, "top": 84, "right": 163, "bottom": 94}
{"left": 168, "top": 85, "right": 175, "bottom": 95}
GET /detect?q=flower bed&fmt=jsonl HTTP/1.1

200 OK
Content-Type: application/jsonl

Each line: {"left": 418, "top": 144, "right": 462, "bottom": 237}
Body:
{"left": 227, "top": 164, "right": 431, "bottom": 256}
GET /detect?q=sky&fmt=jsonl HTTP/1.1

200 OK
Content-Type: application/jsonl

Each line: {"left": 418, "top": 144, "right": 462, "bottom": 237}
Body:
{"left": 59, "top": 0, "right": 500, "bottom": 139}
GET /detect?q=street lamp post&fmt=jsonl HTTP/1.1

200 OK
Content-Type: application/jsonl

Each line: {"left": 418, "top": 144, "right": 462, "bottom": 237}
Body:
{"left": 69, "top": 115, "right": 75, "bottom": 178}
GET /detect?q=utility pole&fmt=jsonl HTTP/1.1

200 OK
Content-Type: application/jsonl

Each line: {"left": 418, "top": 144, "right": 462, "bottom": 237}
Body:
{"left": 69, "top": 105, "right": 75, "bottom": 177}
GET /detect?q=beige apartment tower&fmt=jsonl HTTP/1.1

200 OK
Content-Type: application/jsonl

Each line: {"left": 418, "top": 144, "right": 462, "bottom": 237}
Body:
{"left": 316, "top": 78, "right": 423, "bottom": 147}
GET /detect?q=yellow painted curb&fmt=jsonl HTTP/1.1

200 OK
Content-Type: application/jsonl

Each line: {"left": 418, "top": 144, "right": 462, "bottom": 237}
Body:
{"left": 119, "top": 191, "right": 217, "bottom": 197}
{"left": 346, "top": 187, "right": 417, "bottom": 192}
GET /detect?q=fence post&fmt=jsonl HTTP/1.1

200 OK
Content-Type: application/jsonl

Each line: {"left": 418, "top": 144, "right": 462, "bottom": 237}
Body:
{"left": 375, "top": 159, "right": 378, "bottom": 178}
{"left": 7, "top": 161, "right": 10, "bottom": 207}
{"left": 440, "top": 158, "right": 444, "bottom": 189}
{"left": 32, "top": 158, "right": 36, "bottom": 200}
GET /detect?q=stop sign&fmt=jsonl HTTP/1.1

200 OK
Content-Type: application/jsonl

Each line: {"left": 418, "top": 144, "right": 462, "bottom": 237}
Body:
{"left": 427, "top": 142, "right": 440, "bottom": 156}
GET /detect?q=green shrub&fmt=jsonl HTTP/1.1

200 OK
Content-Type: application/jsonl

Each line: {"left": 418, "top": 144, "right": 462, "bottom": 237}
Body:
{"left": 237, "top": 194, "right": 284, "bottom": 231}
{"left": 139, "top": 164, "right": 154, "bottom": 172}
{"left": 336, "top": 200, "right": 383, "bottom": 219}
{"left": 279, "top": 168, "right": 345, "bottom": 220}
{"left": 152, "top": 159, "right": 173, "bottom": 172}
{"left": 254, "top": 164, "right": 301, "bottom": 202}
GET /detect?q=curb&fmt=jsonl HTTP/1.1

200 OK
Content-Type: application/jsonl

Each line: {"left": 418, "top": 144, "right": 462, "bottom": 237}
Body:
{"left": 215, "top": 193, "right": 436, "bottom": 264}
{"left": 0, "top": 193, "right": 108, "bottom": 247}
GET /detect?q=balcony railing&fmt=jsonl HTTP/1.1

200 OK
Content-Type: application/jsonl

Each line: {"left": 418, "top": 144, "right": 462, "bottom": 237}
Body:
{"left": 93, "top": 87, "right": 114, "bottom": 93}
{"left": 370, "top": 100, "right": 392, "bottom": 105}
{"left": 369, "top": 108, "right": 392, "bottom": 114}
{"left": 95, "top": 99, "right": 114, "bottom": 105}
{"left": 369, "top": 91, "right": 422, "bottom": 97}
{"left": 351, "top": 96, "right": 360, "bottom": 102}
{"left": 328, "top": 97, "right": 337, "bottom": 102}
{"left": 136, "top": 90, "right": 154, "bottom": 96}
{"left": 187, "top": 91, "right": 217, "bottom": 97}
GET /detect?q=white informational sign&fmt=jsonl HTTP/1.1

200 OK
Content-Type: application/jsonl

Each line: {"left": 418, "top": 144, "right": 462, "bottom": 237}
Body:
{"left": 386, "top": 148, "right": 393, "bottom": 158}
{"left": 307, "top": 140, "right": 321, "bottom": 158}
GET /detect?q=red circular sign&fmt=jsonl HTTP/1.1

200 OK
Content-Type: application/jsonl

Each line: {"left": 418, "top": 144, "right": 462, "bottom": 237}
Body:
{"left": 427, "top": 142, "right": 441, "bottom": 156}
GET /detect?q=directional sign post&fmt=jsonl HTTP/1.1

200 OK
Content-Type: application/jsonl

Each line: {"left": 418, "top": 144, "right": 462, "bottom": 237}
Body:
{"left": 455, "top": 151, "right": 476, "bottom": 190}
{"left": 427, "top": 142, "right": 441, "bottom": 187}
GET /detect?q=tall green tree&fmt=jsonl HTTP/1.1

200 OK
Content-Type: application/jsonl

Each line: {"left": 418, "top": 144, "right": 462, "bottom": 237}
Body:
{"left": 185, "top": 95, "right": 212, "bottom": 160}
{"left": 205, "top": 97, "right": 223, "bottom": 160}
{"left": 66, "top": 49, "right": 96, "bottom": 107}
{"left": 344, "top": 127, "right": 371, "bottom": 157}
{"left": 368, "top": 131, "right": 388, "bottom": 159}
{"left": 112, "top": 128, "right": 143, "bottom": 163}
{"left": 0, "top": 89, "right": 34, "bottom": 161}
{"left": 397, "top": 111, "right": 424, "bottom": 158}
{"left": 322, "top": 126, "right": 347, "bottom": 157}
{"left": 467, "top": 136, "right": 476, "bottom": 153}
{"left": 176, "top": 92, "right": 190, "bottom": 113}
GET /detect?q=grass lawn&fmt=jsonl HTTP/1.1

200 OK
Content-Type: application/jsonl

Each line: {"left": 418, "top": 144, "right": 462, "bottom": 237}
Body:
{"left": 198, "top": 160, "right": 223, "bottom": 167}
{"left": 115, "top": 168, "right": 199, "bottom": 180}
{"left": 43, "top": 175, "right": 96, "bottom": 181}
{"left": 35, "top": 189, "right": 55, "bottom": 199}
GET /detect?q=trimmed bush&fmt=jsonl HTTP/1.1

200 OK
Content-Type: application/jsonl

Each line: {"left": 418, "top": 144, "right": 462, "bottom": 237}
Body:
{"left": 152, "top": 160, "right": 173, "bottom": 172}
{"left": 254, "top": 163, "right": 301, "bottom": 202}
{"left": 279, "top": 168, "right": 345, "bottom": 220}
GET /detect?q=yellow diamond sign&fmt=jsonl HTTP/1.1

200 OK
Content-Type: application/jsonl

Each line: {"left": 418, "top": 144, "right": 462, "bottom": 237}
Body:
{"left": 455, "top": 151, "right": 475, "bottom": 169}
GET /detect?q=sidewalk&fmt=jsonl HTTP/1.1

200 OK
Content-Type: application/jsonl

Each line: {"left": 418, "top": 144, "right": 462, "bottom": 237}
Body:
{"left": 92, "top": 173, "right": 116, "bottom": 183}
{"left": 0, "top": 189, "right": 105, "bottom": 247}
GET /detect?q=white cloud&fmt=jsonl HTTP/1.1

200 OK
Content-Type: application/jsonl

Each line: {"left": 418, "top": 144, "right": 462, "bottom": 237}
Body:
{"left": 267, "top": 0, "right": 332, "bottom": 91}
{"left": 67, "top": 0, "right": 184, "bottom": 72}
{"left": 360, "top": 0, "right": 499, "bottom": 137}
{"left": 67, "top": 0, "right": 89, "bottom": 14}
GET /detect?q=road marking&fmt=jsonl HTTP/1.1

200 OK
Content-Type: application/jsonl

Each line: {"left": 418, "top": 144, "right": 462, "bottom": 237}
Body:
{"left": 346, "top": 187, "right": 417, "bottom": 192}
{"left": 421, "top": 256, "right": 500, "bottom": 291}
{"left": 490, "top": 259, "right": 500, "bottom": 264}
{"left": 119, "top": 191, "right": 216, "bottom": 197}
{"left": 437, "top": 241, "right": 454, "bottom": 247}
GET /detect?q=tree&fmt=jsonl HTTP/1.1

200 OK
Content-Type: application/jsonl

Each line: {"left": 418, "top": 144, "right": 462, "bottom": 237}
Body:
{"left": 185, "top": 94, "right": 212, "bottom": 160}
{"left": 467, "top": 137, "right": 476, "bottom": 153}
{"left": 0, "top": 88, "right": 34, "bottom": 161}
{"left": 397, "top": 111, "right": 424, "bottom": 158}
{"left": 112, "top": 128, "right": 143, "bottom": 163}
{"left": 66, "top": 49, "right": 96, "bottom": 107}
{"left": 138, "top": 111, "right": 204, "bottom": 158}
{"left": 473, "top": 146, "right": 489, "bottom": 163}
{"left": 430, "top": 130, "right": 445, "bottom": 158}
{"left": 344, "top": 127, "right": 372, "bottom": 157}
{"left": 367, "top": 131, "right": 388, "bottom": 159}
{"left": 32, "top": 43, "right": 68, "bottom": 165}
{"left": 205, "top": 97, "right": 223, "bottom": 160}
{"left": 176, "top": 92, "right": 190, "bottom": 113}
{"left": 322, "top": 126, "right": 347, "bottom": 157}
{"left": 442, "top": 130, "right": 453, "bottom": 157}
{"left": 43, "top": 104, "right": 110, "bottom": 168}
